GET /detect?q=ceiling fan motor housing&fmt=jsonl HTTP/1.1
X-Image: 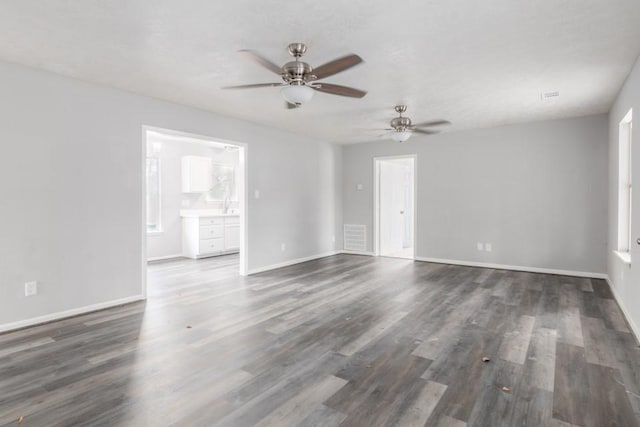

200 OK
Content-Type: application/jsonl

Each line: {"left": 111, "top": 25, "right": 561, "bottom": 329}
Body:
{"left": 282, "top": 61, "right": 314, "bottom": 83}
{"left": 390, "top": 116, "right": 412, "bottom": 130}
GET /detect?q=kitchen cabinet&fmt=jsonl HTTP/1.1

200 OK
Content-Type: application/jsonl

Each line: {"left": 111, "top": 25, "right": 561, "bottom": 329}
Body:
{"left": 182, "top": 213, "right": 240, "bottom": 259}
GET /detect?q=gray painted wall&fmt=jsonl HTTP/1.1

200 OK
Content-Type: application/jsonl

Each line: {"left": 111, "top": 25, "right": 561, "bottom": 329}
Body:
{"left": 608, "top": 54, "right": 640, "bottom": 335}
{"left": 342, "top": 114, "right": 608, "bottom": 274}
{"left": 0, "top": 60, "right": 340, "bottom": 327}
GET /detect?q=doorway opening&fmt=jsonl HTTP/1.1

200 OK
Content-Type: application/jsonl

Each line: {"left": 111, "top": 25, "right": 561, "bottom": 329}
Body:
{"left": 374, "top": 155, "right": 416, "bottom": 260}
{"left": 141, "top": 126, "right": 248, "bottom": 298}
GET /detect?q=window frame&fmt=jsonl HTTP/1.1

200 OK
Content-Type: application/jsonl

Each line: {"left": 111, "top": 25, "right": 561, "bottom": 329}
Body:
{"left": 616, "top": 109, "right": 633, "bottom": 264}
{"left": 146, "top": 156, "right": 163, "bottom": 234}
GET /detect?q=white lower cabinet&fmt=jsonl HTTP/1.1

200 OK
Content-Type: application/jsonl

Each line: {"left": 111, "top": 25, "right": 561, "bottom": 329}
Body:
{"left": 182, "top": 215, "right": 240, "bottom": 259}
{"left": 224, "top": 225, "right": 240, "bottom": 250}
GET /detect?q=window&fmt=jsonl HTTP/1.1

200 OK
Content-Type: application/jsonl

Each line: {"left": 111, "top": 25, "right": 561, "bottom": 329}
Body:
{"left": 146, "top": 157, "right": 162, "bottom": 233}
{"left": 208, "top": 164, "right": 237, "bottom": 201}
{"left": 617, "top": 109, "right": 633, "bottom": 263}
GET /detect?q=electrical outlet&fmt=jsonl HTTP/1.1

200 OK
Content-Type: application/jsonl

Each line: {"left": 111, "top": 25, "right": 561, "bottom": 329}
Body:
{"left": 356, "top": 184, "right": 364, "bottom": 191}
{"left": 25, "top": 281, "right": 38, "bottom": 297}
{"left": 476, "top": 242, "right": 484, "bottom": 251}
{"left": 332, "top": 235, "right": 336, "bottom": 243}
{"left": 281, "top": 243, "right": 286, "bottom": 252}
{"left": 485, "top": 243, "right": 492, "bottom": 252}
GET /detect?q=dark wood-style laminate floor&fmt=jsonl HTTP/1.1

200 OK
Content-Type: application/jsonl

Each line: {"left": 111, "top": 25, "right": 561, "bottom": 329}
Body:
{"left": 1, "top": 254, "right": 639, "bottom": 426}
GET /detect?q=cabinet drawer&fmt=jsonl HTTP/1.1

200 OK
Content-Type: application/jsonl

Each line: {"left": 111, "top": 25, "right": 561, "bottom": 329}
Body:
{"left": 224, "top": 216, "right": 240, "bottom": 225}
{"left": 199, "top": 238, "right": 224, "bottom": 254}
{"left": 200, "top": 217, "right": 224, "bottom": 226}
{"left": 199, "top": 225, "right": 224, "bottom": 239}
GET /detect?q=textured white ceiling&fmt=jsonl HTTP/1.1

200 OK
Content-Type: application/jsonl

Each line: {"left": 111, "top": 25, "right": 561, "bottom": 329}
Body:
{"left": 1, "top": 0, "right": 639, "bottom": 143}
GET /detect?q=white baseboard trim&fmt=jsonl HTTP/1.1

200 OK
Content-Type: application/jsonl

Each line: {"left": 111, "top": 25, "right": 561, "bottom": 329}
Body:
{"left": 605, "top": 276, "right": 640, "bottom": 344}
{"left": 147, "top": 254, "right": 183, "bottom": 262}
{"left": 334, "top": 252, "right": 607, "bottom": 279}
{"left": 247, "top": 251, "right": 339, "bottom": 275}
{"left": 413, "top": 256, "right": 607, "bottom": 279}
{"left": 339, "top": 250, "right": 375, "bottom": 256}
{"left": 0, "top": 295, "right": 145, "bottom": 334}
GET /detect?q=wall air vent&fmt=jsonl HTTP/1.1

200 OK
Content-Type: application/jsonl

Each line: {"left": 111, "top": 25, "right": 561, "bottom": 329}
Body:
{"left": 344, "top": 224, "right": 367, "bottom": 252}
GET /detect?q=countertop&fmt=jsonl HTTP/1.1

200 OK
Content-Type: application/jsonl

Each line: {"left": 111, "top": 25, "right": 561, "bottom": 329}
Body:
{"left": 180, "top": 209, "right": 240, "bottom": 218}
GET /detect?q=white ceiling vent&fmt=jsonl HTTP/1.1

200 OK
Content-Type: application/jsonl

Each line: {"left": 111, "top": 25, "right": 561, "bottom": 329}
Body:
{"left": 541, "top": 91, "right": 560, "bottom": 101}
{"left": 344, "top": 224, "right": 367, "bottom": 252}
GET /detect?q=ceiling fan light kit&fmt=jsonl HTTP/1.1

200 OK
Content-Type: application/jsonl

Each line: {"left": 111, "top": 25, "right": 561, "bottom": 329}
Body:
{"left": 280, "top": 84, "right": 314, "bottom": 105}
{"left": 391, "top": 131, "right": 413, "bottom": 143}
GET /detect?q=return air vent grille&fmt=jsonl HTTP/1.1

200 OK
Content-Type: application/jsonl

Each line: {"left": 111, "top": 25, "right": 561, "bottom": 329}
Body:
{"left": 344, "top": 224, "right": 367, "bottom": 252}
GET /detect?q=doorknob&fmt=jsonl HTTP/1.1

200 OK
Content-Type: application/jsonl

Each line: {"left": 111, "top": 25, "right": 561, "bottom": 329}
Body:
{"left": 400, "top": 210, "right": 404, "bottom": 214}
{"left": 637, "top": 237, "right": 640, "bottom": 245}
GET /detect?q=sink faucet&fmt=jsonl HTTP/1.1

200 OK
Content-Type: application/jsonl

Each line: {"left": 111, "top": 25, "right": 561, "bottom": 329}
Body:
{"left": 223, "top": 194, "right": 231, "bottom": 214}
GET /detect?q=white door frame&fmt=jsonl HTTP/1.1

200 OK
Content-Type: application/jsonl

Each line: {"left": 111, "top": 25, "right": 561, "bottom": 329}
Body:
{"left": 141, "top": 126, "right": 249, "bottom": 298}
{"left": 373, "top": 154, "right": 417, "bottom": 259}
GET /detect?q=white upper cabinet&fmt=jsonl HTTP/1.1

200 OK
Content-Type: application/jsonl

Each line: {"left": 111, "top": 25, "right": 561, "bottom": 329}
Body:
{"left": 182, "top": 156, "right": 212, "bottom": 193}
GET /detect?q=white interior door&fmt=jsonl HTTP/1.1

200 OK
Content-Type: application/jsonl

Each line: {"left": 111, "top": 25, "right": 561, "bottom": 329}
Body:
{"left": 380, "top": 161, "right": 409, "bottom": 256}
{"left": 402, "top": 165, "right": 414, "bottom": 249}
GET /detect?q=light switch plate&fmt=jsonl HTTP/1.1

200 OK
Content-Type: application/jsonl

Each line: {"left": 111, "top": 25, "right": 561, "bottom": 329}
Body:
{"left": 476, "top": 242, "right": 484, "bottom": 251}
{"left": 254, "top": 190, "right": 260, "bottom": 199}
{"left": 485, "top": 243, "right": 492, "bottom": 252}
{"left": 356, "top": 184, "right": 363, "bottom": 191}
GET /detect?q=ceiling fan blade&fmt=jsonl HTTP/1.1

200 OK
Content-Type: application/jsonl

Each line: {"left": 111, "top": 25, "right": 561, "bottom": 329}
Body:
{"left": 222, "top": 83, "right": 283, "bottom": 89}
{"left": 285, "top": 101, "right": 300, "bottom": 109}
{"left": 238, "top": 50, "right": 283, "bottom": 75}
{"left": 313, "top": 54, "right": 363, "bottom": 80}
{"left": 313, "top": 83, "right": 367, "bottom": 98}
{"left": 412, "top": 119, "right": 452, "bottom": 128}
{"left": 412, "top": 128, "right": 440, "bottom": 135}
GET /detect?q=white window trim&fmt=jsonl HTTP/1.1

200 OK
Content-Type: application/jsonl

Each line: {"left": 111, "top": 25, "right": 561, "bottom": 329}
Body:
{"left": 146, "top": 156, "right": 163, "bottom": 234}
{"left": 616, "top": 108, "right": 633, "bottom": 263}
{"left": 614, "top": 250, "right": 632, "bottom": 265}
